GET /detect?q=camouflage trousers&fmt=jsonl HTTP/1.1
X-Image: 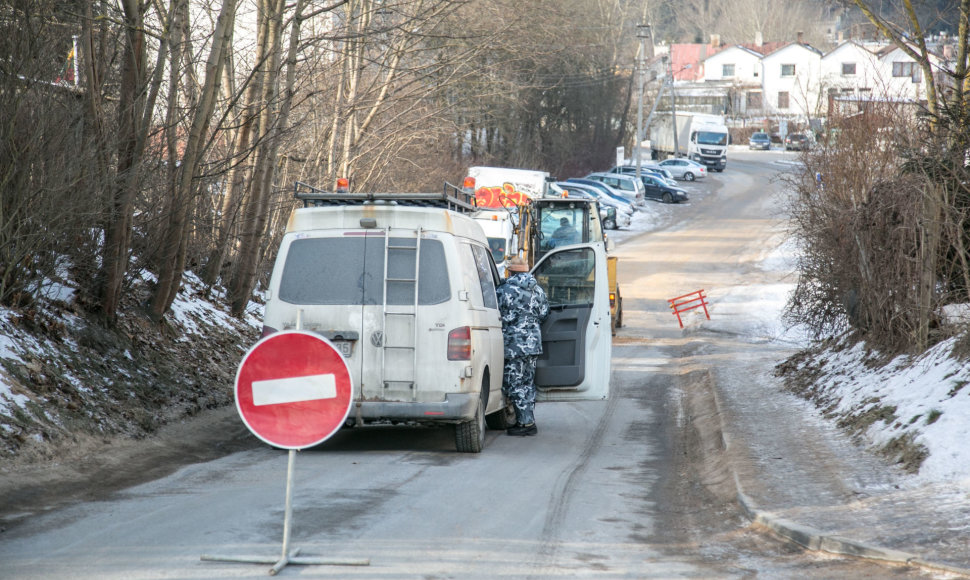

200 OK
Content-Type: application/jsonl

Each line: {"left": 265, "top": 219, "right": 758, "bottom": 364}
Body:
{"left": 502, "top": 355, "right": 537, "bottom": 425}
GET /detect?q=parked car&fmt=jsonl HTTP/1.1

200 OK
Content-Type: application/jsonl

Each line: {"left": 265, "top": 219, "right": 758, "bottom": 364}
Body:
{"left": 657, "top": 158, "right": 707, "bottom": 181}
{"left": 549, "top": 183, "right": 631, "bottom": 230}
{"left": 610, "top": 165, "right": 679, "bottom": 187}
{"left": 639, "top": 173, "right": 689, "bottom": 204}
{"left": 749, "top": 132, "right": 771, "bottom": 150}
{"left": 583, "top": 172, "right": 645, "bottom": 206}
{"left": 563, "top": 178, "right": 638, "bottom": 212}
{"left": 785, "top": 133, "right": 811, "bottom": 151}
{"left": 642, "top": 165, "right": 679, "bottom": 186}
{"left": 554, "top": 181, "right": 634, "bottom": 226}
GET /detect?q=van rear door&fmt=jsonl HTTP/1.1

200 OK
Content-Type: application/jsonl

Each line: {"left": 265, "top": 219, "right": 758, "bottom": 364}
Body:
{"left": 531, "top": 242, "right": 611, "bottom": 401}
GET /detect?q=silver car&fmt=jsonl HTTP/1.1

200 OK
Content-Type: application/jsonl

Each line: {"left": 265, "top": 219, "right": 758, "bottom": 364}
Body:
{"left": 657, "top": 158, "right": 708, "bottom": 181}
{"left": 583, "top": 172, "right": 646, "bottom": 206}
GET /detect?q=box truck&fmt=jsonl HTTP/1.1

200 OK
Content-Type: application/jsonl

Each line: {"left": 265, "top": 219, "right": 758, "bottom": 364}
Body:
{"left": 649, "top": 112, "right": 729, "bottom": 172}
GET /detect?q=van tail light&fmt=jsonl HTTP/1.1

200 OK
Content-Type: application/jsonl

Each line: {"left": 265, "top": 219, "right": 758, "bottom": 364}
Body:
{"left": 609, "top": 292, "right": 616, "bottom": 308}
{"left": 447, "top": 326, "right": 472, "bottom": 360}
{"left": 261, "top": 325, "right": 278, "bottom": 338}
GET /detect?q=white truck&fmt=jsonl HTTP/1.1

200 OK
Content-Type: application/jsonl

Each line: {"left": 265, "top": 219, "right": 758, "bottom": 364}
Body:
{"left": 465, "top": 166, "right": 550, "bottom": 208}
{"left": 648, "top": 112, "right": 729, "bottom": 172}
{"left": 464, "top": 166, "right": 551, "bottom": 274}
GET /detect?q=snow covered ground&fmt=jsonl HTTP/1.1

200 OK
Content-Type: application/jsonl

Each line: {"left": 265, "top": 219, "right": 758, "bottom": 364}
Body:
{"left": 609, "top": 176, "right": 970, "bottom": 487}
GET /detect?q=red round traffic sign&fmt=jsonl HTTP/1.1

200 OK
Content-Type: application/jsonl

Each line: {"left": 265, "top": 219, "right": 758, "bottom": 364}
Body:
{"left": 235, "top": 331, "right": 354, "bottom": 449}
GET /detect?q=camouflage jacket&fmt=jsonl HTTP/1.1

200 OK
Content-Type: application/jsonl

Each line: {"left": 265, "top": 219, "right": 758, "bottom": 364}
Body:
{"left": 497, "top": 273, "right": 550, "bottom": 358}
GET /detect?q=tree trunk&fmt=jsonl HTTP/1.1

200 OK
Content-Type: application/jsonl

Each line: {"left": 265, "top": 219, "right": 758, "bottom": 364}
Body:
{"left": 201, "top": 14, "right": 265, "bottom": 290}
{"left": 917, "top": 183, "right": 942, "bottom": 350}
{"left": 149, "top": 0, "right": 237, "bottom": 321}
{"left": 97, "top": 0, "right": 149, "bottom": 322}
{"left": 229, "top": 0, "right": 286, "bottom": 316}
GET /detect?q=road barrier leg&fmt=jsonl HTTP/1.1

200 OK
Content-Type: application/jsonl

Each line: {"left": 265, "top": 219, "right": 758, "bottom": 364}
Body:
{"left": 201, "top": 448, "right": 370, "bottom": 574}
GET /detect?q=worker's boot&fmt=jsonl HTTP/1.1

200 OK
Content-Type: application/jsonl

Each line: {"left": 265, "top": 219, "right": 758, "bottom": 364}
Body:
{"left": 507, "top": 423, "right": 537, "bottom": 436}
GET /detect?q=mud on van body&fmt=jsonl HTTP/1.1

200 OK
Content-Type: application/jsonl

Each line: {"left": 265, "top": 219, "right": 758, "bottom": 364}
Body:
{"left": 262, "top": 198, "right": 513, "bottom": 453}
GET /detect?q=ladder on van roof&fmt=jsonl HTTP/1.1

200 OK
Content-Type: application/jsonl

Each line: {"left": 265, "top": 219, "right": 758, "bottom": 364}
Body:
{"left": 379, "top": 227, "right": 422, "bottom": 398}
{"left": 293, "top": 182, "right": 479, "bottom": 214}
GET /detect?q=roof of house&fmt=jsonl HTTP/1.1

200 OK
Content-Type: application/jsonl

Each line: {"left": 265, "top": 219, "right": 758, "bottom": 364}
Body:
{"left": 670, "top": 41, "right": 792, "bottom": 79}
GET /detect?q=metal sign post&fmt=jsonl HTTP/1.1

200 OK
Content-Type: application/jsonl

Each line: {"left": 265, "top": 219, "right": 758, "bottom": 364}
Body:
{"left": 202, "top": 321, "right": 369, "bottom": 575}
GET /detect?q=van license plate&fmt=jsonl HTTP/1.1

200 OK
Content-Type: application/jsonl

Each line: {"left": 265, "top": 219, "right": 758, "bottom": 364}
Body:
{"left": 332, "top": 340, "right": 353, "bottom": 358}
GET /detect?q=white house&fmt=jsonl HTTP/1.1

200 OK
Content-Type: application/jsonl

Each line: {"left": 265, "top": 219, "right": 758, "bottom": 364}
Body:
{"left": 703, "top": 45, "right": 764, "bottom": 84}
{"left": 760, "top": 43, "right": 824, "bottom": 121}
{"left": 819, "top": 41, "right": 882, "bottom": 99}
{"left": 684, "top": 37, "right": 951, "bottom": 125}
{"left": 701, "top": 45, "right": 766, "bottom": 115}
{"left": 876, "top": 45, "right": 934, "bottom": 103}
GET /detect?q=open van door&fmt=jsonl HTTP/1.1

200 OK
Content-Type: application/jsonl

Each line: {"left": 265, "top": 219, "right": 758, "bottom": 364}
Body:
{"left": 531, "top": 242, "right": 611, "bottom": 401}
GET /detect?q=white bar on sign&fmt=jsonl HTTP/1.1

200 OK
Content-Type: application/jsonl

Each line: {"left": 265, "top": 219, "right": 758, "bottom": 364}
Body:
{"left": 252, "top": 374, "right": 337, "bottom": 406}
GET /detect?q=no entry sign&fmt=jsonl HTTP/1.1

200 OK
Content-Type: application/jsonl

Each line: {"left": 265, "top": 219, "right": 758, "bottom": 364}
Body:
{"left": 235, "top": 331, "right": 354, "bottom": 449}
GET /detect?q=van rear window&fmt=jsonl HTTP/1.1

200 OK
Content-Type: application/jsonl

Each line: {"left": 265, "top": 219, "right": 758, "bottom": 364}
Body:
{"left": 278, "top": 237, "right": 450, "bottom": 305}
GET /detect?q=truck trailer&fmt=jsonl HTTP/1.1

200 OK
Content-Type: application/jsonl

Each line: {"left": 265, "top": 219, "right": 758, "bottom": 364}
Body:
{"left": 649, "top": 112, "right": 729, "bottom": 172}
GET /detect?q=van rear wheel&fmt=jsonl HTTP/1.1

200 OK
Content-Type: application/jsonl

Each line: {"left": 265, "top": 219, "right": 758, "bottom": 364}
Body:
{"left": 455, "top": 388, "right": 486, "bottom": 453}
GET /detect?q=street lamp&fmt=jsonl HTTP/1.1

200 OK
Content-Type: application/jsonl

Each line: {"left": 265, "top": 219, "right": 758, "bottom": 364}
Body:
{"left": 634, "top": 24, "right": 651, "bottom": 179}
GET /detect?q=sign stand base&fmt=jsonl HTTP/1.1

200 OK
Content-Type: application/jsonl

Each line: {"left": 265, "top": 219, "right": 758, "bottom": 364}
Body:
{"left": 201, "top": 450, "right": 370, "bottom": 575}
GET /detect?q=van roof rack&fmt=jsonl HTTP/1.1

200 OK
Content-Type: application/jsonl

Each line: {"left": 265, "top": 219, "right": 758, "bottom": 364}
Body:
{"left": 293, "top": 181, "right": 479, "bottom": 213}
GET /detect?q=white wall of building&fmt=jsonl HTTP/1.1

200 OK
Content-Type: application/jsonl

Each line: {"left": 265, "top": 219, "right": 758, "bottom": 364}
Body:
{"left": 703, "top": 46, "right": 763, "bottom": 84}
{"left": 761, "top": 43, "right": 823, "bottom": 120}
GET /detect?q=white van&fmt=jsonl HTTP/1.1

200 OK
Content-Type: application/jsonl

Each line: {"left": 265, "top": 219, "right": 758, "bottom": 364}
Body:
{"left": 471, "top": 209, "right": 517, "bottom": 277}
{"left": 261, "top": 185, "right": 611, "bottom": 452}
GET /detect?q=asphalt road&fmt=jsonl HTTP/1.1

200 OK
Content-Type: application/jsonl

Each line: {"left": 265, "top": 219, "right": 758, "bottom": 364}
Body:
{"left": 0, "top": 151, "right": 940, "bottom": 579}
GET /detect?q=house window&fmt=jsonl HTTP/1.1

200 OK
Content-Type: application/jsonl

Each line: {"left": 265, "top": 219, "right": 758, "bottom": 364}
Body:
{"left": 892, "top": 61, "right": 915, "bottom": 77}
{"left": 722, "top": 64, "right": 735, "bottom": 77}
{"left": 746, "top": 91, "right": 763, "bottom": 108}
{"left": 778, "top": 91, "right": 790, "bottom": 108}
{"left": 781, "top": 64, "right": 796, "bottom": 76}
{"left": 892, "top": 61, "right": 921, "bottom": 82}
{"left": 841, "top": 62, "right": 856, "bottom": 75}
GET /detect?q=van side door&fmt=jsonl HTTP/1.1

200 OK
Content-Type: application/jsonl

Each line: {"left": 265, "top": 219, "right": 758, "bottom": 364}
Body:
{"left": 531, "top": 242, "right": 611, "bottom": 401}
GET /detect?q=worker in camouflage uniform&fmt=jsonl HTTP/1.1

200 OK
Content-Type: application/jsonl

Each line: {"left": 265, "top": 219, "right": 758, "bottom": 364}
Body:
{"left": 497, "top": 256, "right": 550, "bottom": 436}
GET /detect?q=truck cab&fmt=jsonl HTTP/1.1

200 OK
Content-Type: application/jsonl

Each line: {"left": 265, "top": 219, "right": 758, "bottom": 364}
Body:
{"left": 688, "top": 114, "right": 729, "bottom": 172}
{"left": 530, "top": 196, "right": 622, "bottom": 335}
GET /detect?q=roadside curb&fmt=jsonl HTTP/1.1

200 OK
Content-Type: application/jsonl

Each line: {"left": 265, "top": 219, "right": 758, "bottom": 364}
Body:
{"left": 706, "top": 371, "right": 970, "bottom": 578}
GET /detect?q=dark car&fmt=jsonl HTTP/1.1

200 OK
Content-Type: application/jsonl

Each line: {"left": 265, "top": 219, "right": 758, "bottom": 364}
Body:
{"left": 785, "top": 133, "right": 811, "bottom": 151}
{"left": 605, "top": 167, "right": 688, "bottom": 203}
{"left": 749, "top": 132, "right": 771, "bottom": 150}
{"left": 638, "top": 173, "right": 689, "bottom": 204}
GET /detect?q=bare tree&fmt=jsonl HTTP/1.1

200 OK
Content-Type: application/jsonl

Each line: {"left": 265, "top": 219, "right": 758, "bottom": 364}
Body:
{"left": 94, "top": 0, "right": 156, "bottom": 322}
{"left": 227, "top": 0, "right": 287, "bottom": 316}
{"left": 716, "top": 0, "right": 829, "bottom": 46}
{"left": 148, "top": 0, "right": 238, "bottom": 320}
{"left": 0, "top": 4, "right": 99, "bottom": 306}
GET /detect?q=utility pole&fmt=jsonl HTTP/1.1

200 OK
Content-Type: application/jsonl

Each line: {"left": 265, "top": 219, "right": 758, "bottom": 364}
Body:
{"left": 634, "top": 24, "right": 650, "bottom": 179}
{"left": 668, "top": 55, "right": 679, "bottom": 157}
